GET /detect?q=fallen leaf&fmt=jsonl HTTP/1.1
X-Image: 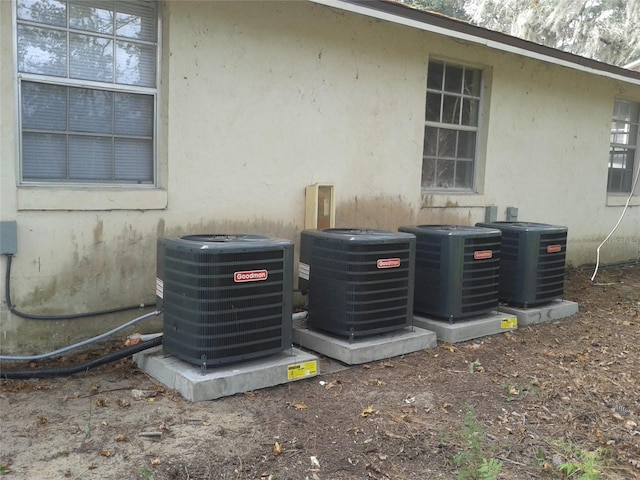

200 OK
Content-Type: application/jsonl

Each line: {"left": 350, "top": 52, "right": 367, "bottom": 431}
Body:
{"left": 292, "top": 402, "right": 307, "bottom": 410}
{"left": 115, "top": 434, "right": 127, "bottom": 442}
{"left": 310, "top": 456, "right": 320, "bottom": 468}
{"left": 99, "top": 450, "right": 111, "bottom": 457}
{"left": 361, "top": 406, "right": 376, "bottom": 417}
{"left": 273, "top": 442, "right": 284, "bottom": 456}
{"left": 442, "top": 344, "right": 457, "bottom": 353}
{"left": 150, "top": 458, "right": 161, "bottom": 465}
{"left": 96, "top": 398, "right": 107, "bottom": 408}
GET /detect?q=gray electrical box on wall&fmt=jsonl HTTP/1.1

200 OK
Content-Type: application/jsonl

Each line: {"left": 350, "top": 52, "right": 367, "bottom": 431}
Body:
{"left": 0, "top": 221, "right": 17, "bottom": 255}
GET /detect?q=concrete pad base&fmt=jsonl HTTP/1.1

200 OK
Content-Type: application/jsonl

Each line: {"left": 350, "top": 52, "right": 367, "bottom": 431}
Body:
{"left": 498, "top": 299, "right": 579, "bottom": 326}
{"left": 134, "top": 347, "right": 319, "bottom": 402}
{"left": 413, "top": 311, "right": 517, "bottom": 344}
{"left": 292, "top": 324, "right": 437, "bottom": 365}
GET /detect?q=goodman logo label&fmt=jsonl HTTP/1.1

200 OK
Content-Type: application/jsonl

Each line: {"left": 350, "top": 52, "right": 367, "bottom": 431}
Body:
{"left": 547, "top": 244, "right": 562, "bottom": 253}
{"left": 474, "top": 250, "right": 493, "bottom": 260}
{"left": 377, "top": 258, "right": 401, "bottom": 269}
{"left": 234, "top": 269, "right": 268, "bottom": 283}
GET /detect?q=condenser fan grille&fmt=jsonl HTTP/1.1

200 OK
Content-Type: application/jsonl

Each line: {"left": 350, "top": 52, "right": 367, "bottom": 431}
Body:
{"left": 535, "top": 232, "right": 567, "bottom": 303}
{"left": 300, "top": 229, "right": 415, "bottom": 338}
{"left": 159, "top": 236, "right": 293, "bottom": 367}
{"left": 460, "top": 236, "right": 501, "bottom": 315}
{"left": 400, "top": 225, "right": 501, "bottom": 320}
{"left": 476, "top": 221, "right": 568, "bottom": 307}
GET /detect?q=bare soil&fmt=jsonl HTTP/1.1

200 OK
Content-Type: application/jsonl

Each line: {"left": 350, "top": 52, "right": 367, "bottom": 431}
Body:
{"left": 1, "top": 264, "right": 639, "bottom": 480}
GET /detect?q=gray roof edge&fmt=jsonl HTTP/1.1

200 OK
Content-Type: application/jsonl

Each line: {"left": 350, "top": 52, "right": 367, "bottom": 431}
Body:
{"left": 312, "top": 0, "right": 640, "bottom": 86}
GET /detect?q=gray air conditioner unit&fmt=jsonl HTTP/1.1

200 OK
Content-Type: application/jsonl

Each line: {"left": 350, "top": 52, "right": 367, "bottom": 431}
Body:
{"left": 299, "top": 228, "right": 415, "bottom": 339}
{"left": 399, "top": 225, "right": 501, "bottom": 321}
{"left": 157, "top": 234, "right": 293, "bottom": 368}
{"left": 475, "top": 221, "right": 568, "bottom": 307}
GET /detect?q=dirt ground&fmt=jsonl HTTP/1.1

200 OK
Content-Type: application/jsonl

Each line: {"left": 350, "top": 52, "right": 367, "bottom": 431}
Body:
{"left": 1, "top": 264, "right": 639, "bottom": 480}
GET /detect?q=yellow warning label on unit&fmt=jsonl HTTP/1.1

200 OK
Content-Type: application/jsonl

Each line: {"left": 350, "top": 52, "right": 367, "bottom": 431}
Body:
{"left": 501, "top": 317, "right": 518, "bottom": 329}
{"left": 287, "top": 360, "right": 318, "bottom": 380}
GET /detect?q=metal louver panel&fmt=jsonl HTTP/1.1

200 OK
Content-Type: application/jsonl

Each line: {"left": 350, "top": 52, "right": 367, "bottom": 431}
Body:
{"left": 476, "top": 222, "right": 568, "bottom": 307}
{"left": 300, "top": 229, "right": 415, "bottom": 339}
{"left": 158, "top": 234, "right": 293, "bottom": 367}
{"left": 399, "top": 225, "right": 501, "bottom": 321}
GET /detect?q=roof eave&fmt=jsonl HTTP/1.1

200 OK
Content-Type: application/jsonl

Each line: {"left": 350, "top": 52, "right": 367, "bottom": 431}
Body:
{"left": 310, "top": 0, "right": 640, "bottom": 87}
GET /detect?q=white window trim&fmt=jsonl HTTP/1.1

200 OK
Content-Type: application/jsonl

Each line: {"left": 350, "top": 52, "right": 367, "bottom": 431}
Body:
{"left": 421, "top": 57, "right": 490, "bottom": 199}
{"left": 13, "top": 0, "right": 162, "bottom": 192}
{"left": 606, "top": 98, "right": 640, "bottom": 206}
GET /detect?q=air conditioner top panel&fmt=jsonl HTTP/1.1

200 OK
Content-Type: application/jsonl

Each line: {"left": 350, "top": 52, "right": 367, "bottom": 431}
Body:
{"left": 161, "top": 234, "right": 293, "bottom": 252}
{"left": 302, "top": 228, "right": 415, "bottom": 243}
{"left": 475, "top": 222, "right": 567, "bottom": 233}
{"left": 399, "top": 225, "right": 501, "bottom": 237}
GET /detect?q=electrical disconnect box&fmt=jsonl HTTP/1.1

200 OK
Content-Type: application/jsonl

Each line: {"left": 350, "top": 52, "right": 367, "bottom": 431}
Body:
{"left": 0, "top": 221, "right": 17, "bottom": 255}
{"left": 305, "top": 183, "right": 335, "bottom": 230}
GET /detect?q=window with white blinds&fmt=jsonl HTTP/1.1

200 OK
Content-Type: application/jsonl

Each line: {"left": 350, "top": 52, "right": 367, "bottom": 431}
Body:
{"left": 16, "top": 0, "right": 157, "bottom": 184}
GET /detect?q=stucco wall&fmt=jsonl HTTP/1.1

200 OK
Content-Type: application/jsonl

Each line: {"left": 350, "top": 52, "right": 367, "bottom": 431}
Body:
{"left": 1, "top": 0, "right": 639, "bottom": 353}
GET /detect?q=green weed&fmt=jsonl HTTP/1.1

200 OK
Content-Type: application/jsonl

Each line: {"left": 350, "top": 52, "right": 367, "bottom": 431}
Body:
{"left": 448, "top": 407, "right": 503, "bottom": 480}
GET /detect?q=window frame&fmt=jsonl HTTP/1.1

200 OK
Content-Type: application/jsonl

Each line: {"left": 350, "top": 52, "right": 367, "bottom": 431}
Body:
{"left": 422, "top": 59, "right": 484, "bottom": 193}
{"left": 608, "top": 99, "right": 639, "bottom": 196}
{"left": 14, "top": 0, "right": 160, "bottom": 188}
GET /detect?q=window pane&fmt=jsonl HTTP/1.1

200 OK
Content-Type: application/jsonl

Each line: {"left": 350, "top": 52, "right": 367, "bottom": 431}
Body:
{"left": 427, "top": 61, "right": 444, "bottom": 90}
{"left": 22, "top": 133, "right": 67, "bottom": 179}
{"left": 462, "top": 98, "right": 479, "bottom": 126}
{"left": 17, "top": 0, "right": 66, "bottom": 26}
{"left": 442, "top": 95, "right": 460, "bottom": 125}
{"left": 69, "top": 88, "right": 113, "bottom": 134}
{"left": 17, "top": 25, "right": 67, "bottom": 76}
{"left": 455, "top": 160, "right": 473, "bottom": 189}
{"left": 22, "top": 82, "right": 67, "bottom": 131}
{"left": 69, "top": 136, "right": 113, "bottom": 180}
{"left": 463, "top": 68, "right": 481, "bottom": 96}
{"left": 421, "top": 158, "right": 437, "bottom": 189}
{"left": 115, "top": 139, "right": 153, "bottom": 181}
{"left": 424, "top": 126, "right": 437, "bottom": 156}
{"left": 444, "top": 65, "right": 463, "bottom": 93}
{"left": 438, "top": 128, "right": 457, "bottom": 157}
{"left": 69, "top": 33, "right": 114, "bottom": 82}
{"left": 426, "top": 92, "right": 441, "bottom": 122}
{"left": 116, "top": 41, "right": 156, "bottom": 87}
{"left": 70, "top": 1, "right": 114, "bottom": 35}
{"left": 437, "top": 160, "right": 455, "bottom": 188}
{"left": 115, "top": 93, "right": 153, "bottom": 136}
{"left": 117, "top": 1, "right": 157, "bottom": 41}
{"left": 457, "top": 131, "right": 476, "bottom": 159}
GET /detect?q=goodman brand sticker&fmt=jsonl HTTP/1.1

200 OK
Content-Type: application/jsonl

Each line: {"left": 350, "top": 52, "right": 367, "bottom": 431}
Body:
{"left": 547, "top": 244, "right": 562, "bottom": 253}
{"left": 377, "top": 258, "right": 401, "bottom": 269}
{"left": 234, "top": 269, "right": 268, "bottom": 283}
{"left": 474, "top": 250, "right": 493, "bottom": 260}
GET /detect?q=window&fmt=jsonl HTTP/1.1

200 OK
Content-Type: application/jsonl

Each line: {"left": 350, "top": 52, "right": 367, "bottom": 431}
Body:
{"left": 16, "top": 0, "right": 158, "bottom": 185}
{"left": 608, "top": 100, "right": 639, "bottom": 194}
{"left": 422, "top": 60, "right": 482, "bottom": 191}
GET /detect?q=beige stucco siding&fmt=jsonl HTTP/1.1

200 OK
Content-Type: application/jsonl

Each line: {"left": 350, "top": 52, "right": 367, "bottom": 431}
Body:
{"left": 1, "top": 0, "right": 639, "bottom": 353}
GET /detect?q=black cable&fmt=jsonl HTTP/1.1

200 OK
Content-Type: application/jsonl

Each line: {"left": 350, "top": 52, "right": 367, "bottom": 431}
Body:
{"left": 0, "top": 335, "right": 162, "bottom": 380}
{"left": 3, "top": 254, "right": 156, "bottom": 320}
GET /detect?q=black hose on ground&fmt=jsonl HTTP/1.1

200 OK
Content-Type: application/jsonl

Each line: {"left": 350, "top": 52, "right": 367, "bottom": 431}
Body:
{"left": 0, "top": 335, "right": 162, "bottom": 380}
{"left": 3, "top": 254, "right": 156, "bottom": 320}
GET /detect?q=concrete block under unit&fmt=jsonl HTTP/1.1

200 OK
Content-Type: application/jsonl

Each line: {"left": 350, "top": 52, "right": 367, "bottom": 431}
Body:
{"left": 292, "top": 322, "right": 437, "bottom": 365}
{"left": 498, "top": 299, "right": 578, "bottom": 326}
{"left": 413, "top": 311, "right": 517, "bottom": 344}
{"left": 134, "top": 347, "right": 319, "bottom": 402}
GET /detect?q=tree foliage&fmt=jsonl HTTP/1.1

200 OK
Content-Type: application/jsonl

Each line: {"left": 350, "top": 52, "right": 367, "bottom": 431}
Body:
{"left": 400, "top": 0, "right": 640, "bottom": 66}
